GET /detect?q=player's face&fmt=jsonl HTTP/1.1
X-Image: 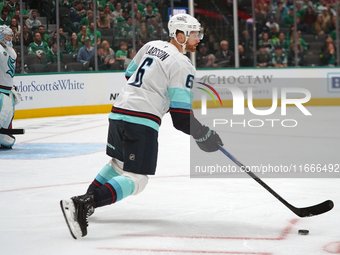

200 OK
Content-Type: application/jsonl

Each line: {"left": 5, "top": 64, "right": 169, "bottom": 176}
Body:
{"left": 4, "top": 34, "right": 12, "bottom": 41}
{"left": 186, "top": 31, "right": 200, "bottom": 53}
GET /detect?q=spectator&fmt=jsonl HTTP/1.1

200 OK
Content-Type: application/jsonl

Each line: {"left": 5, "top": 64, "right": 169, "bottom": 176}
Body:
{"left": 38, "top": 25, "right": 49, "bottom": 43}
{"left": 320, "top": 7, "right": 331, "bottom": 26}
{"left": 320, "top": 42, "right": 336, "bottom": 66}
{"left": 79, "top": 10, "right": 94, "bottom": 28}
{"left": 269, "top": 25, "right": 280, "bottom": 41}
{"left": 311, "top": 15, "right": 327, "bottom": 35}
{"left": 106, "top": 0, "right": 116, "bottom": 12}
{"left": 205, "top": 54, "right": 218, "bottom": 68}
{"left": 272, "top": 32, "right": 289, "bottom": 52}
{"left": 288, "top": 29, "right": 308, "bottom": 53}
{"left": 59, "top": 28, "right": 67, "bottom": 46}
{"left": 115, "top": 41, "right": 128, "bottom": 66}
{"left": 196, "top": 43, "right": 209, "bottom": 68}
{"left": 284, "top": 6, "right": 294, "bottom": 27}
{"left": 66, "top": 32, "right": 83, "bottom": 59}
{"left": 266, "top": 18, "right": 279, "bottom": 32}
{"left": 28, "top": 32, "right": 49, "bottom": 58}
{"left": 329, "top": 24, "right": 340, "bottom": 41}
{"left": 77, "top": 37, "right": 94, "bottom": 63}
{"left": 135, "top": 11, "right": 144, "bottom": 28}
{"left": 304, "top": 6, "right": 316, "bottom": 28}
{"left": 9, "top": 17, "right": 19, "bottom": 33}
{"left": 78, "top": 25, "right": 88, "bottom": 44}
{"left": 25, "top": 10, "right": 41, "bottom": 31}
{"left": 296, "top": 1, "right": 306, "bottom": 19}
{"left": 302, "top": 0, "right": 313, "bottom": 10}
{"left": 275, "top": 1, "right": 288, "bottom": 21}
{"left": 102, "top": 40, "right": 115, "bottom": 59}
{"left": 130, "top": 3, "right": 144, "bottom": 20}
{"left": 255, "top": 0, "right": 269, "bottom": 15}
{"left": 10, "top": 4, "right": 29, "bottom": 21}
{"left": 321, "top": 36, "right": 336, "bottom": 53}
{"left": 10, "top": 24, "right": 20, "bottom": 46}
{"left": 240, "top": 30, "right": 253, "bottom": 55}
{"left": 296, "top": 16, "right": 310, "bottom": 34}
{"left": 124, "top": 48, "right": 134, "bottom": 69}
{"left": 138, "top": 23, "right": 149, "bottom": 49}
{"left": 328, "top": 16, "right": 337, "bottom": 36}
{"left": 239, "top": 45, "right": 252, "bottom": 67}
{"left": 87, "top": 22, "right": 101, "bottom": 46}
{"left": 22, "top": 24, "right": 33, "bottom": 47}
{"left": 89, "top": 45, "right": 116, "bottom": 70}
{"left": 69, "top": 1, "right": 87, "bottom": 31}
{"left": 271, "top": 45, "right": 287, "bottom": 67}
{"left": 48, "top": 30, "right": 66, "bottom": 51}
{"left": 46, "top": 40, "right": 63, "bottom": 64}
{"left": 88, "top": 2, "right": 100, "bottom": 17}
{"left": 120, "top": 16, "right": 137, "bottom": 47}
{"left": 0, "top": 6, "right": 11, "bottom": 26}
{"left": 258, "top": 32, "right": 273, "bottom": 53}
{"left": 215, "top": 40, "right": 235, "bottom": 67}
{"left": 147, "top": 17, "right": 158, "bottom": 36}
{"left": 256, "top": 44, "right": 271, "bottom": 67}
{"left": 144, "top": 2, "right": 159, "bottom": 22}
{"left": 97, "top": 10, "right": 110, "bottom": 29}
{"left": 150, "top": 24, "right": 168, "bottom": 41}
{"left": 103, "top": 5, "right": 114, "bottom": 25}
{"left": 6, "top": 0, "right": 16, "bottom": 14}
{"left": 287, "top": 42, "right": 305, "bottom": 66}
{"left": 112, "top": 2, "right": 123, "bottom": 21}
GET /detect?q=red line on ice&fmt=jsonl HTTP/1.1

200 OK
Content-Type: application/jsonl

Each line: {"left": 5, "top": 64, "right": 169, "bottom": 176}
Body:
{"left": 123, "top": 219, "right": 299, "bottom": 241}
{"left": 98, "top": 247, "right": 272, "bottom": 254}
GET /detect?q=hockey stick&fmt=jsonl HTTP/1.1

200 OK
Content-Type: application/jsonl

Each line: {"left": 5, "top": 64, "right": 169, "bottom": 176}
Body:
{"left": 218, "top": 145, "right": 334, "bottom": 217}
{"left": 0, "top": 128, "right": 25, "bottom": 135}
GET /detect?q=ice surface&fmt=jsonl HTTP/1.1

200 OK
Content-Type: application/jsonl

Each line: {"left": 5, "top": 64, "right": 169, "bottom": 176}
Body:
{"left": 0, "top": 106, "right": 339, "bottom": 255}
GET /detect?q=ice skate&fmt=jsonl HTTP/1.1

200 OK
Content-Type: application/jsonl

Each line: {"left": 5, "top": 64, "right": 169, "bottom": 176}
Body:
{"left": 60, "top": 193, "right": 96, "bottom": 239}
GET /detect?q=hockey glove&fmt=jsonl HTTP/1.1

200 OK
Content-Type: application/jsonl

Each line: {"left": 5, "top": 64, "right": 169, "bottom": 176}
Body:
{"left": 193, "top": 126, "right": 223, "bottom": 152}
{"left": 11, "top": 87, "right": 21, "bottom": 105}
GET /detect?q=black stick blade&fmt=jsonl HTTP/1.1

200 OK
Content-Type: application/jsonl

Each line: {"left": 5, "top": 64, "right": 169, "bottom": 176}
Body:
{"left": 294, "top": 200, "right": 334, "bottom": 217}
{"left": 0, "top": 128, "right": 25, "bottom": 135}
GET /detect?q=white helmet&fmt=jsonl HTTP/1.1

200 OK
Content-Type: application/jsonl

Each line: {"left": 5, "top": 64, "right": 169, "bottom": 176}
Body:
{"left": 168, "top": 13, "right": 203, "bottom": 53}
{"left": 0, "top": 25, "right": 13, "bottom": 48}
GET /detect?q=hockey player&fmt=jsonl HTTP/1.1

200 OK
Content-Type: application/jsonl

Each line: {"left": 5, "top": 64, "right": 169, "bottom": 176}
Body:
{"left": 0, "top": 25, "right": 20, "bottom": 149}
{"left": 60, "top": 13, "right": 223, "bottom": 239}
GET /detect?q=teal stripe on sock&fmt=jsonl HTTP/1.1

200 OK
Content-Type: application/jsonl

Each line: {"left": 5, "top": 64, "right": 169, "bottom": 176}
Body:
{"left": 95, "top": 164, "right": 119, "bottom": 185}
{"left": 107, "top": 176, "right": 135, "bottom": 202}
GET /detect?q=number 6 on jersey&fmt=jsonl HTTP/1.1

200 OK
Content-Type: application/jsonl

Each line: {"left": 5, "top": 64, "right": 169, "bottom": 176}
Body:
{"left": 128, "top": 57, "right": 153, "bottom": 87}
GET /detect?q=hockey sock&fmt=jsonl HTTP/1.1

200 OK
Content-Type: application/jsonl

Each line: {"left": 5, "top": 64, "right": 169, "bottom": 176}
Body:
{"left": 93, "top": 175, "right": 135, "bottom": 207}
{"left": 86, "top": 164, "right": 119, "bottom": 194}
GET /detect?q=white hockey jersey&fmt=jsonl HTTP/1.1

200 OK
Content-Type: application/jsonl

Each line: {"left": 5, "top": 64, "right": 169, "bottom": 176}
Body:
{"left": 0, "top": 44, "right": 16, "bottom": 92}
{"left": 110, "top": 40, "right": 196, "bottom": 132}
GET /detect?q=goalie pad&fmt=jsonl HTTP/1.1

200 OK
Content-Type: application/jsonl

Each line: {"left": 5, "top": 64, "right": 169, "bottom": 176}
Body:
{"left": 0, "top": 92, "right": 14, "bottom": 129}
{"left": 11, "top": 87, "right": 21, "bottom": 105}
{"left": 0, "top": 133, "right": 15, "bottom": 147}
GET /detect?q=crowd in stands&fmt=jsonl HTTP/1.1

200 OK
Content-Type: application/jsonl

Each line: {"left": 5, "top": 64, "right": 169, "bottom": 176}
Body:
{"left": 197, "top": 0, "right": 339, "bottom": 68}
{"left": 0, "top": 0, "right": 339, "bottom": 72}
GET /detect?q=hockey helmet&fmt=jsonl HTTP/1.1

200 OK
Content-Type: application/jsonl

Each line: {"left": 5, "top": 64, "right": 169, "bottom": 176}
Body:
{"left": 168, "top": 13, "right": 203, "bottom": 40}
{"left": 0, "top": 25, "right": 14, "bottom": 48}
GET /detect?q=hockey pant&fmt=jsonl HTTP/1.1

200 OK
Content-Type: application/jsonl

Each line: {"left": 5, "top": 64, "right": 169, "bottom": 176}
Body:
{"left": 0, "top": 91, "right": 15, "bottom": 147}
{"left": 87, "top": 158, "right": 148, "bottom": 207}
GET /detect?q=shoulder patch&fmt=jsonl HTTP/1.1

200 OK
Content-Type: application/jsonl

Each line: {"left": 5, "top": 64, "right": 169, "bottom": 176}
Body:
{"left": 3, "top": 51, "right": 7, "bottom": 56}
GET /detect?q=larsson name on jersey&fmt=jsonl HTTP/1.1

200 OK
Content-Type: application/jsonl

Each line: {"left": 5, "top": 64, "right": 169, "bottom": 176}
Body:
{"left": 145, "top": 46, "right": 170, "bottom": 61}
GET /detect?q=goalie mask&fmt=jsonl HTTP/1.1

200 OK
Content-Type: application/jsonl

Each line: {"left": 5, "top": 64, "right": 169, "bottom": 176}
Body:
{"left": 0, "top": 25, "right": 14, "bottom": 48}
{"left": 168, "top": 13, "right": 203, "bottom": 54}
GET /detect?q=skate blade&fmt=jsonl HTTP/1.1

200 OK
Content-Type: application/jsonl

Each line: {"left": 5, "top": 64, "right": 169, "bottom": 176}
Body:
{"left": 60, "top": 199, "right": 82, "bottom": 239}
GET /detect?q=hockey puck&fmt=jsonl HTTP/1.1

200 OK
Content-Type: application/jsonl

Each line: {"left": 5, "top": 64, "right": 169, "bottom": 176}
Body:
{"left": 298, "top": 229, "right": 309, "bottom": 235}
